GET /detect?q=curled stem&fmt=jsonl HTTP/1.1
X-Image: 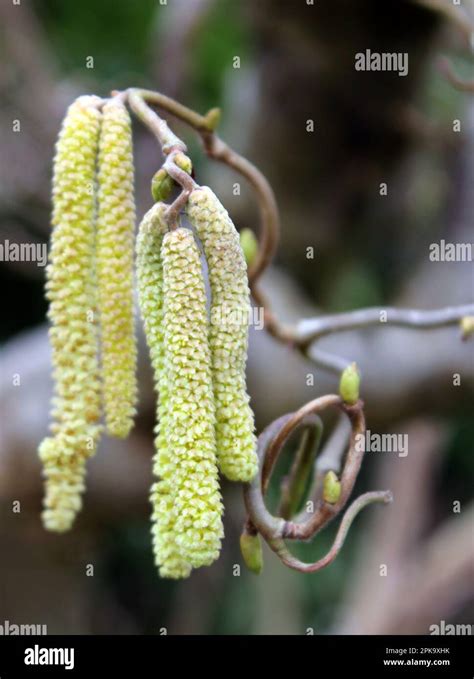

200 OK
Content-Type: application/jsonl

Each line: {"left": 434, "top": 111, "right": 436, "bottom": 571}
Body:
{"left": 268, "top": 490, "right": 393, "bottom": 573}
{"left": 162, "top": 153, "right": 197, "bottom": 229}
{"left": 242, "top": 395, "right": 391, "bottom": 572}
{"left": 277, "top": 415, "right": 323, "bottom": 520}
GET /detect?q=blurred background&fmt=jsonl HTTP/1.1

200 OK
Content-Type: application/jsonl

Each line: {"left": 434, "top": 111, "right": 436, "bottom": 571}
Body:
{"left": 0, "top": 0, "right": 473, "bottom": 634}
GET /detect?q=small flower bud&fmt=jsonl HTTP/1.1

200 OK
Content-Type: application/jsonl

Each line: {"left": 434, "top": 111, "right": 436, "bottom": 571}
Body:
{"left": 173, "top": 152, "right": 193, "bottom": 175}
{"left": 204, "top": 107, "right": 221, "bottom": 131}
{"left": 239, "top": 228, "right": 259, "bottom": 268}
{"left": 97, "top": 99, "right": 137, "bottom": 438}
{"left": 240, "top": 531, "right": 263, "bottom": 574}
{"left": 187, "top": 187, "right": 258, "bottom": 482}
{"left": 339, "top": 362, "right": 360, "bottom": 405}
{"left": 151, "top": 155, "right": 192, "bottom": 203}
{"left": 323, "top": 470, "right": 341, "bottom": 504}
{"left": 460, "top": 316, "right": 474, "bottom": 341}
{"left": 151, "top": 168, "right": 174, "bottom": 203}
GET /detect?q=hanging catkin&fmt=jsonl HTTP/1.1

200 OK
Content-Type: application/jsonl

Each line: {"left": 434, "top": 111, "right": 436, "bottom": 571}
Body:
{"left": 187, "top": 187, "right": 258, "bottom": 482}
{"left": 161, "top": 227, "right": 224, "bottom": 568}
{"left": 39, "top": 95, "right": 102, "bottom": 532}
{"left": 136, "top": 204, "right": 191, "bottom": 579}
{"left": 96, "top": 99, "right": 137, "bottom": 438}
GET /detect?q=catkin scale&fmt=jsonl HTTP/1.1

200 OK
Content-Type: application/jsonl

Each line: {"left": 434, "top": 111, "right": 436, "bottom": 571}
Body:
{"left": 161, "top": 228, "right": 224, "bottom": 568}
{"left": 186, "top": 187, "right": 258, "bottom": 482}
{"left": 136, "top": 204, "right": 191, "bottom": 578}
{"left": 39, "top": 95, "right": 102, "bottom": 532}
{"left": 96, "top": 99, "right": 137, "bottom": 438}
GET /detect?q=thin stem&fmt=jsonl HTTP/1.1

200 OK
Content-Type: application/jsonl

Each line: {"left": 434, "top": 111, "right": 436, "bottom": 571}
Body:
{"left": 127, "top": 89, "right": 187, "bottom": 154}
{"left": 268, "top": 490, "right": 393, "bottom": 573}
{"left": 296, "top": 304, "right": 474, "bottom": 346}
{"left": 243, "top": 414, "right": 296, "bottom": 544}
{"left": 162, "top": 153, "right": 198, "bottom": 229}
{"left": 262, "top": 395, "right": 342, "bottom": 493}
{"left": 201, "top": 134, "right": 280, "bottom": 285}
{"left": 131, "top": 88, "right": 217, "bottom": 132}
{"left": 249, "top": 285, "right": 295, "bottom": 343}
{"left": 293, "top": 415, "right": 351, "bottom": 523}
{"left": 283, "top": 402, "right": 366, "bottom": 540}
{"left": 278, "top": 415, "right": 323, "bottom": 520}
{"left": 128, "top": 89, "right": 279, "bottom": 286}
{"left": 244, "top": 396, "right": 368, "bottom": 546}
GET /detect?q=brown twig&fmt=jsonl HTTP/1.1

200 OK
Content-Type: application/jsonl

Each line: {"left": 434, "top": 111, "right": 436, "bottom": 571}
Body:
{"left": 296, "top": 304, "right": 474, "bottom": 347}
{"left": 268, "top": 490, "right": 393, "bottom": 574}
{"left": 242, "top": 394, "right": 392, "bottom": 573}
{"left": 124, "top": 87, "right": 473, "bottom": 376}
{"left": 123, "top": 88, "right": 279, "bottom": 287}
{"left": 277, "top": 414, "right": 323, "bottom": 520}
{"left": 127, "top": 89, "right": 187, "bottom": 154}
{"left": 200, "top": 133, "right": 280, "bottom": 285}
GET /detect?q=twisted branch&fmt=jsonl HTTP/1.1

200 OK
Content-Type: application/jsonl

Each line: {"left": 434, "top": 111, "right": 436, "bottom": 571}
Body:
{"left": 268, "top": 490, "right": 392, "bottom": 573}
{"left": 242, "top": 395, "right": 391, "bottom": 572}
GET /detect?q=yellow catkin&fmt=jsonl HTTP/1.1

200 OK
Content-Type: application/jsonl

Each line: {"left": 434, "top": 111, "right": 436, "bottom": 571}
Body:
{"left": 161, "top": 228, "right": 224, "bottom": 569}
{"left": 136, "top": 204, "right": 191, "bottom": 578}
{"left": 96, "top": 99, "right": 137, "bottom": 438}
{"left": 187, "top": 187, "right": 258, "bottom": 482}
{"left": 39, "top": 95, "right": 103, "bottom": 532}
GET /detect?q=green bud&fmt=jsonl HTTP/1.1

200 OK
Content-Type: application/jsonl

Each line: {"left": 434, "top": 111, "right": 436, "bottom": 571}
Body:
{"left": 204, "top": 107, "right": 221, "bottom": 131}
{"left": 174, "top": 152, "right": 193, "bottom": 175}
{"left": 151, "top": 168, "right": 174, "bottom": 203}
{"left": 151, "top": 155, "right": 192, "bottom": 203}
{"left": 323, "top": 470, "right": 341, "bottom": 504}
{"left": 240, "top": 532, "right": 263, "bottom": 574}
{"left": 460, "top": 316, "right": 474, "bottom": 340}
{"left": 239, "top": 228, "right": 259, "bottom": 268}
{"left": 339, "top": 362, "right": 360, "bottom": 405}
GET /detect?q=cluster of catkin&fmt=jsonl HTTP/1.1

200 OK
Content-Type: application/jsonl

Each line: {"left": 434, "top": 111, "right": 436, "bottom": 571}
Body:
{"left": 40, "top": 95, "right": 258, "bottom": 578}
{"left": 39, "top": 95, "right": 136, "bottom": 532}
{"left": 137, "top": 188, "right": 258, "bottom": 578}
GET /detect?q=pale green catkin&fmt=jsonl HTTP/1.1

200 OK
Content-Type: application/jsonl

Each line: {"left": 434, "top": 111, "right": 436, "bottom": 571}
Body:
{"left": 136, "top": 204, "right": 191, "bottom": 579}
{"left": 186, "top": 187, "right": 258, "bottom": 482}
{"left": 96, "top": 99, "right": 137, "bottom": 438}
{"left": 39, "top": 95, "right": 103, "bottom": 532}
{"left": 161, "top": 227, "right": 224, "bottom": 568}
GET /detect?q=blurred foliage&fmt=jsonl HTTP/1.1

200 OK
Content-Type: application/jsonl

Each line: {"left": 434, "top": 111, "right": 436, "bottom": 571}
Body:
{"left": 34, "top": 0, "right": 158, "bottom": 86}
{"left": 439, "top": 414, "right": 474, "bottom": 508}
{"left": 189, "top": 0, "right": 252, "bottom": 112}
